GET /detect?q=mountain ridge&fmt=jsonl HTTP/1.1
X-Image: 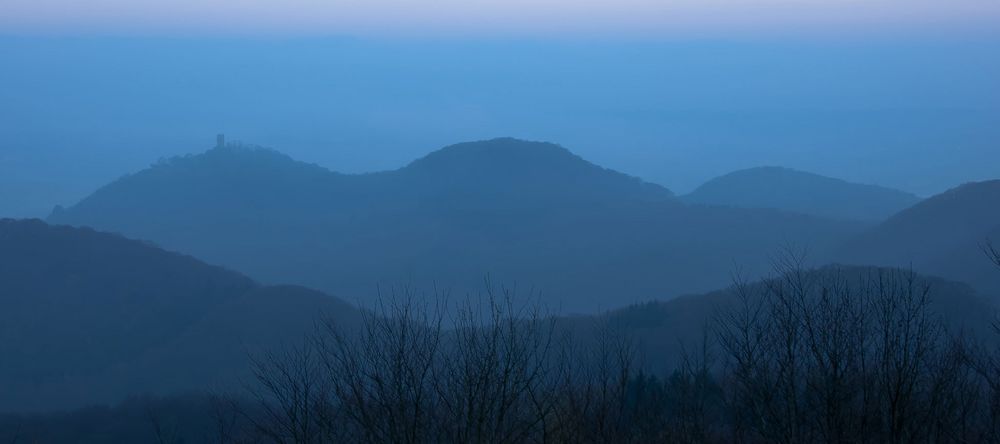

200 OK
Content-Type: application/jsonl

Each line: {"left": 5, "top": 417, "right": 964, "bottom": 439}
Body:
{"left": 684, "top": 165, "right": 921, "bottom": 222}
{"left": 561, "top": 263, "right": 999, "bottom": 374}
{"left": 0, "top": 218, "right": 359, "bottom": 412}
{"left": 48, "top": 138, "right": 864, "bottom": 313}
{"left": 836, "top": 179, "right": 1000, "bottom": 299}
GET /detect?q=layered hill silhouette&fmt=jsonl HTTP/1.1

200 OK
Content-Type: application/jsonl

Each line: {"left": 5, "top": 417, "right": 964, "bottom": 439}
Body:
{"left": 561, "top": 264, "right": 998, "bottom": 373}
{"left": 0, "top": 219, "right": 358, "bottom": 412}
{"left": 837, "top": 180, "right": 1000, "bottom": 299}
{"left": 684, "top": 166, "right": 920, "bottom": 222}
{"left": 49, "top": 138, "right": 865, "bottom": 312}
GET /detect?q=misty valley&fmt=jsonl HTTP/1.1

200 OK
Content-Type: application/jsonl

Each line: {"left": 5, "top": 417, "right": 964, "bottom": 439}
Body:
{"left": 1, "top": 136, "right": 999, "bottom": 443}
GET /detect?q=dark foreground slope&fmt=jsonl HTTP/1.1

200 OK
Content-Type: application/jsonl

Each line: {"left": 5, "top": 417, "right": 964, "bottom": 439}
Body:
{"left": 0, "top": 219, "right": 358, "bottom": 412}
{"left": 49, "top": 139, "right": 863, "bottom": 312}
{"left": 837, "top": 180, "right": 1000, "bottom": 299}
{"left": 2, "top": 264, "right": 997, "bottom": 443}
{"left": 684, "top": 166, "right": 920, "bottom": 222}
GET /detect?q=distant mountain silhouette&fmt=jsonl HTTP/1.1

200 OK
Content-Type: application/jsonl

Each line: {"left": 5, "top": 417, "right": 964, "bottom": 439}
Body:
{"left": 684, "top": 166, "right": 920, "bottom": 222}
{"left": 0, "top": 219, "right": 358, "bottom": 412}
{"left": 837, "top": 180, "right": 1000, "bottom": 299}
{"left": 393, "top": 138, "right": 674, "bottom": 205}
{"left": 49, "top": 138, "right": 864, "bottom": 313}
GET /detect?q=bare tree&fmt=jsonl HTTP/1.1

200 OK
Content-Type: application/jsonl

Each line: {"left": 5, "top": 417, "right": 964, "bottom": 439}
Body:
{"left": 964, "top": 240, "right": 1000, "bottom": 441}
{"left": 544, "top": 319, "right": 642, "bottom": 444}
{"left": 715, "top": 255, "right": 980, "bottom": 444}
{"left": 245, "top": 343, "right": 330, "bottom": 443}
{"left": 248, "top": 284, "right": 566, "bottom": 444}
{"left": 432, "top": 285, "right": 557, "bottom": 444}
{"left": 238, "top": 266, "right": 999, "bottom": 444}
{"left": 984, "top": 239, "right": 1000, "bottom": 270}
{"left": 660, "top": 328, "right": 721, "bottom": 443}
{"left": 716, "top": 268, "right": 789, "bottom": 443}
{"left": 207, "top": 393, "right": 262, "bottom": 444}
{"left": 864, "top": 270, "right": 933, "bottom": 442}
{"left": 318, "top": 292, "right": 444, "bottom": 444}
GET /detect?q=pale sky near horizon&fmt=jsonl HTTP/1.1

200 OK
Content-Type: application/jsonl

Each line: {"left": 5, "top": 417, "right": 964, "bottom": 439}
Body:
{"left": 3, "top": 0, "right": 1000, "bottom": 37}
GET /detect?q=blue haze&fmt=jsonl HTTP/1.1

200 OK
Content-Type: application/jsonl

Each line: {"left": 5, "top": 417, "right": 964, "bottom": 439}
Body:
{"left": 1, "top": 36, "right": 999, "bottom": 217}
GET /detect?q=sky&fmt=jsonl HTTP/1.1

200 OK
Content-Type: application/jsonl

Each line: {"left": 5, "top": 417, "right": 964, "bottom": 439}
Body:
{"left": 1, "top": 1, "right": 999, "bottom": 218}
{"left": 3, "top": 0, "right": 1000, "bottom": 37}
